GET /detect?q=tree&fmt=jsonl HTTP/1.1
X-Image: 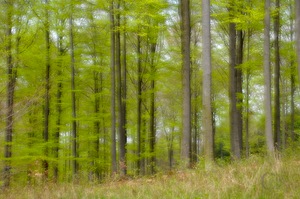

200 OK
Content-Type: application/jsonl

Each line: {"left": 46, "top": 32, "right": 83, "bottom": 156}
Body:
{"left": 69, "top": 5, "right": 78, "bottom": 177}
{"left": 296, "top": 0, "right": 300, "bottom": 89}
{"left": 180, "top": 0, "right": 191, "bottom": 168}
{"left": 229, "top": 1, "right": 241, "bottom": 159}
{"left": 274, "top": 0, "right": 281, "bottom": 150}
{"left": 116, "top": 0, "right": 127, "bottom": 175}
{"left": 43, "top": 0, "right": 51, "bottom": 179}
{"left": 110, "top": 0, "right": 117, "bottom": 174}
{"left": 3, "top": 0, "right": 15, "bottom": 188}
{"left": 264, "top": 0, "right": 275, "bottom": 155}
{"left": 202, "top": 0, "right": 214, "bottom": 168}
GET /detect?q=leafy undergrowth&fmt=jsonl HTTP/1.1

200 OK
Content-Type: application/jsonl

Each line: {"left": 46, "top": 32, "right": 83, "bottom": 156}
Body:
{"left": 2, "top": 155, "right": 300, "bottom": 199}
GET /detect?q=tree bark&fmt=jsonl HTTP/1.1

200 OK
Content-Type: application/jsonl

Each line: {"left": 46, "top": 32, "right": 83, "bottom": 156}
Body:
{"left": 274, "top": 0, "right": 281, "bottom": 150}
{"left": 137, "top": 34, "right": 143, "bottom": 174}
{"left": 54, "top": 32, "right": 64, "bottom": 181}
{"left": 229, "top": 5, "right": 241, "bottom": 159}
{"left": 43, "top": 0, "right": 50, "bottom": 179}
{"left": 3, "top": 0, "right": 14, "bottom": 188}
{"left": 150, "top": 42, "right": 156, "bottom": 174}
{"left": 296, "top": 0, "right": 300, "bottom": 88}
{"left": 202, "top": 0, "right": 214, "bottom": 168}
{"left": 110, "top": 0, "right": 117, "bottom": 174}
{"left": 69, "top": 9, "right": 78, "bottom": 177}
{"left": 264, "top": 0, "right": 275, "bottom": 155}
{"left": 116, "top": 0, "right": 126, "bottom": 175}
{"left": 180, "top": 0, "right": 191, "bottom": 168}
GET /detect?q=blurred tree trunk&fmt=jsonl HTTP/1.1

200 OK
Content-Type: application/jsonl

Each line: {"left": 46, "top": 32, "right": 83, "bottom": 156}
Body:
{"left": 229, "top": 1, "right": 241, "bottom": 159}
{"left": 110, "top": 0, "right": 117, "bottom": 174}
{"left": 202, "top": 0, "right": 214, "bottom": 168}
{"left": 180, "top": 0, "right": 191, "bottom": 168}
{"left": 69, "top": 8, "right": 78, "bottom": 178}
{"left": 43, "top": 0, "right": 50, "bottom": 179}
{"left": 3, "top": 0, "right": 15, "bottom": 188}
{"left": 149, "top": 42, "right": 157, "bottom": 174}
{"left": 274, "top": 0, "right": 281, "bottom": 150}
{"left": 296, "top": 0, "right": 300, "bottom": 87}
{"left": 116, "top": 0, "right": 127, "bottom": 175}
{"left": 137, "top": 33, "right": 143, "bottom": 174}
{"left": 264, "top": 0, "right": 275, "bottom": 155}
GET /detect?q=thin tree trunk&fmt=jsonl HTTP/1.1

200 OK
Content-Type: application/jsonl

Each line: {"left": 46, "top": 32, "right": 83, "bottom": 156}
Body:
{"left": 116, "top": 0, "right": 126, "bottom": 175}
{"left": 264, "top": 0, "right": 275, "bottom": 155}
{"left": 236, "top": 29, "right": 244, "bottom": 154}
{"left": 290, "top": 2, "right": 295, "bottom": 142}
{"left": 245, "top": 29, "right": 251, "bottom": 157}
{"left": 296, "top": 0, "right": 300, "bottom": 88}
{"left": 43, "top": 0, "right": 50, "bottom": 179}
{"left": 202, "top": 0, "right": 214, "bottom": 168}
{"left": 3, "top": 0, "right": 14, "bottom": 187}
{"left": 137, "top": 34, "right": 142, "bottom": 174}
{"left": 149, "top": 42, "right": 156, "bottom": 174}
{"left": 69, "top": 11, "right": 78, "bottom": 178}
{"left": 110, "top": 0, "right": 117, "bottom": 174}
{"left": 274, "top": 0, "right": 281, "bottom": 150}
{"left": 180, "top": 0, "right": 191, "bottom": 168}
{"left": 54, "top": 31, "right": 64, "bottom": 181}
{"left": 121, "top": 5, "right": 127, "bottom": 175}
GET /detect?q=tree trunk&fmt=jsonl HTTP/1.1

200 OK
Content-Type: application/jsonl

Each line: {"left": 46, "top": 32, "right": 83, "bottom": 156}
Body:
{"left": 110, "top": 1, "right": 117, "bottom": 174}
{"left": 116, "top": 0, "right": 126, "bottom": 175}
{"left": 54, "top": 29, "right": 65, "bottom": 181}
{"left": 137, "top": 34, "right": 143, "bottom": 174}
{"left": 43, "top": 0, "right": 50, "bottom": 179}
{"left": 180, "top": 0, "right": 191, "bottom": 168}
{"left": 202, "top": 0, "right": 214, "bottom": 168}
{"left": 229, "top": 12, "right": 241, "bottom": 159}
{"left": 69, "top": 11, "right": 78, "bottom": 178}
{"left": 296, "top": 0, "right": 300, "bottom": 88}
{"left": 264, "top": 0, "right": 275, "bottom": 155}
{"left": 290, "top": 2, "right": 295, "bottom": 142}
{"left": 3, "top": 0, "right": 14, "bottom": 187}
{"left": 274, "top": 0, "right": 281, "bottom": 150}
{"left": 236, "top": 29, "right": 244, "bottom": 154}
{"left": 149, "top": 42, "right": 156, "bottom": 174}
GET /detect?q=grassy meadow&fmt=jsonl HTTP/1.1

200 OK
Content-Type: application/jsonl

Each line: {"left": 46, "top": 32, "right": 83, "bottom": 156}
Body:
{"left": 1, "top": 153, "right": 300, "bottom": 199}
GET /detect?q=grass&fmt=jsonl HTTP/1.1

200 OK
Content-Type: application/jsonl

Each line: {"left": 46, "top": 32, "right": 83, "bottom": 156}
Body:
{"left": 1, "top": 154, "right": 300, "bottom": 199}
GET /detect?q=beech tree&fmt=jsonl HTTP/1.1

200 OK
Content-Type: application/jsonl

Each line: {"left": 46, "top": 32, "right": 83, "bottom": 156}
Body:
{"left": 180, "top": 0, "right": 191, "bottom": 168}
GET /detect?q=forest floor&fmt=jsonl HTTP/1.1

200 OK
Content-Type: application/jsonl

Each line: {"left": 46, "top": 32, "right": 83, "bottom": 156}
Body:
{"left": 1, "top": 152, "right": 300, "bottom": 199}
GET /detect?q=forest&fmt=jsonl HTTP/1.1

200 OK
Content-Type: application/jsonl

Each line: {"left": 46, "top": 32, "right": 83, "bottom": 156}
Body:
{"left": 1, "top": 0, "right": 300, "bottom": 197}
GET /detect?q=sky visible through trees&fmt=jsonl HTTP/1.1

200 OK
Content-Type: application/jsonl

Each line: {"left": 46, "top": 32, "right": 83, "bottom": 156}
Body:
{"left": 0, "top": 0, "right": 300, "bottom": 186}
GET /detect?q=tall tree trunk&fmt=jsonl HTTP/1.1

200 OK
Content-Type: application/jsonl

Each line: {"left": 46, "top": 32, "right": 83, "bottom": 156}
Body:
{"left": 236, "top": 29, "right": 243, "bottom": 154}
{"left": 54, "top": 32, "right": 64, "bottom": 181}
{"left": 290, "top": 2, "right": 295, "bottom": 142}
{"left": 121, "top": 5, "right": 128, "bottom": 175}
{"left": 69, "top": 10, "right": 78, "bottom": 178}
{"left": 296, "top": 0, "right": 300, "bottom": 88}
{"left": 116, "top": 0, "right": 126, "bottom": 175}
{"left": 180, "top": 0, "right": 191, "bottom": 168}
{"left": 43, "top": 0, "right": 50, "bottom": 179}
{"left": 137, "top": 34, "right": 143, "bottom": 174}
{"left": 110, "top": 0, "right": 117, "bottom": 174}
{"left": 274, "top": 0, "right": 281, "bottom": 150}
{"left": 3, "top": 0, "right": 14, "bottom": 188}
{"left": 264, "top": 0, "right": 275, "bottom": 155}
{"left": 149, "top": 42, "right": 156, "bottom": 174}
{"left": 245, "top": 29, "right": 251, "bottom": 157}
{"left": 202, "top": 0, "right": 214, "bottom": 168}
{"left": 229, "top": 4, "right": 241, "bottom": 159}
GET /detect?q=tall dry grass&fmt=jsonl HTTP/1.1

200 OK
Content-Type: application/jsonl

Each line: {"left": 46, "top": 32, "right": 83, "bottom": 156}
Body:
{"left": 2, "top": 154, "right": 300, "bottom": 199}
